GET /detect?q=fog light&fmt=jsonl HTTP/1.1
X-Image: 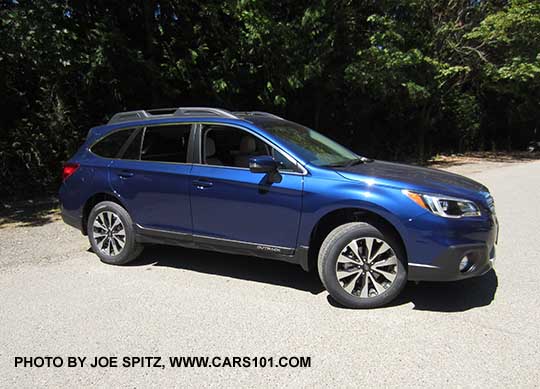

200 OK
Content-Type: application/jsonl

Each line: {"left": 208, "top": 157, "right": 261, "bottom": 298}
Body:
{"left": 459, "top": 256, "right": 470, "bottom": 272}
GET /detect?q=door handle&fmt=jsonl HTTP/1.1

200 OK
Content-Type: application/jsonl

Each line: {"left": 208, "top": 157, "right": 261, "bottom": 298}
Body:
{"left": 118, "top": 171, "right": 134, "bottom": 179}
{"left": 193, "top": 179, "right": 213, "bottom": 189}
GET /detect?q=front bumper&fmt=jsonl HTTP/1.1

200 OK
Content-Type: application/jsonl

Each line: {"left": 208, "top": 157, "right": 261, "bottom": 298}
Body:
{"left": 408, "top": 243, "right": 495, "bottom": 281}
{"left": 405, "top": 211, "right": 498, "bottom": 282}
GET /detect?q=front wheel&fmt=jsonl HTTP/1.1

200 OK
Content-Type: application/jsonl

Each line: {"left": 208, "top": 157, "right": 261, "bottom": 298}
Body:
{"left": 87, "top": 201, "right": 143, "bottom": 265}
{"left": 318, "top": 222, "right": 407, "bottom": 309}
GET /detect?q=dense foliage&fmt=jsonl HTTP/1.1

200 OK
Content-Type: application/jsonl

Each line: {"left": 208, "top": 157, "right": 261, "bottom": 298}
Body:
{"left": 1, "top": 0, "right": 539, "bottom": 196}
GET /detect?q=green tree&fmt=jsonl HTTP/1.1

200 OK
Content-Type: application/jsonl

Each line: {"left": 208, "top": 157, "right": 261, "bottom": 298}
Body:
{"left": 467, "top": 0, "right": 540, "bottom": 149}
{"left": 1, "top": 0, "right": 539, "bottom": 196}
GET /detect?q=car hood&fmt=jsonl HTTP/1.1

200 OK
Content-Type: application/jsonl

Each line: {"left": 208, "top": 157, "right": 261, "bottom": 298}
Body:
{"left": 334, "top": 160, "right": 487, "bottom": 195}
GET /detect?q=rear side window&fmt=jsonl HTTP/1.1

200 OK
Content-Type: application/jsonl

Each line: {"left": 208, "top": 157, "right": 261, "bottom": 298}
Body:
{"left": 91, "top": 129, "right": 134, "bottom": 158}
{"left": 141, "top": 124, "right": 191, "bottom": 163}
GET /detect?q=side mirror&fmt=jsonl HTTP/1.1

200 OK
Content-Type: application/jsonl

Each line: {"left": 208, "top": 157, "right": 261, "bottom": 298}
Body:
{"left": 249, "top": 155, "right": 278, "bottom": 174}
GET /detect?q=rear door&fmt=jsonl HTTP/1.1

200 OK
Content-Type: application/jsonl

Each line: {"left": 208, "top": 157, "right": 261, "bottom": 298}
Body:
{"left": 109, "top": 123, "right": 194, "bottom": 235}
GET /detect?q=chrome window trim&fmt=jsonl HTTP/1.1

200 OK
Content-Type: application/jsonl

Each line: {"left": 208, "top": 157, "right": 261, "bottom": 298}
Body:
{"left": 89, "top": 121, "right": 309, "bottom": 175}
{"left": 189, "top": 162, "right": 304, "bottom": 176}
{"left": 89, "top": 123, "right": 195, "bottom": 166}
{"left": 139, "top": 125, "right": 147, "bottom": 161}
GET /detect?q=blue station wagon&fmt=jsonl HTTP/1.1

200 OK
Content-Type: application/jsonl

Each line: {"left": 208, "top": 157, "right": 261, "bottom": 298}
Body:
{"left": 59, "top": 107, "right": 498, "bottom": 308}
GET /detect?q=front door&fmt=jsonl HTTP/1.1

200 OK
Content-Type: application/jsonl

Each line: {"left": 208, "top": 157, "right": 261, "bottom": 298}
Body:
{"left": 189, "top": 124, "right": 304, "bottom": 250}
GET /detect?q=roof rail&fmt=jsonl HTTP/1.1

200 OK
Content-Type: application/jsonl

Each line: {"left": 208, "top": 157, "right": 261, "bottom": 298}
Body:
{"left": 108, "top": 107, "right": 238, "bottom": 124}
{"left": 234, "top": 111, "right": 285, "bottom": 120}
{"left": 108, "top": 110, "right": 150, "bottom": 124}
{"left": 146, "top": 108, "right": 178, "bottom": 115}
{"left": 174, "top": 107, "right": 238, "bottom": 119}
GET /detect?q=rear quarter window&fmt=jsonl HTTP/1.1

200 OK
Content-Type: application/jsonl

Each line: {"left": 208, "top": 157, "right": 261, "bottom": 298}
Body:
{"left": 121, "top": 130, "right": 142, "bottom": 160}
{"left": 91, "top": 129, "right": 134, "bottom": 158}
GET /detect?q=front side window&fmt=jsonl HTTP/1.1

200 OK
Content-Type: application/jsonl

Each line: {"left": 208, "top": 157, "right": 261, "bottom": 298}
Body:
{"left": 91, "top": 129, "right": 134, "bottom": 158}
{"left": 202, "top": 125, "right": 296, "bottom": 172}
{"left": 141, "top": 124, "right": 191, "bottom": 163}
{"left": 262, "top": 122, "right": 359, "bottom": 167}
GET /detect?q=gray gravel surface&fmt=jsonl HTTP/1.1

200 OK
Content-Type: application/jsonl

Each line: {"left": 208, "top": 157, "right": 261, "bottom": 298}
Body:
{"left": 1, "top": 161, "right": 539, "bottom": 388}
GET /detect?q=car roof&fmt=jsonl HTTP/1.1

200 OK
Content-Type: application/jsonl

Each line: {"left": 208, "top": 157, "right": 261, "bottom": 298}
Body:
{"left": 85, "top": 108, "right": 316, "bottom": 170}
{"left": 105, "top": 107, "right": 285, "bottom": 126}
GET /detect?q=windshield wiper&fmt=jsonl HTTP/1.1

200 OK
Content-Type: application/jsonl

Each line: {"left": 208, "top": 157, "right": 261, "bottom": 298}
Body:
{"left": 322, "top": 157, "right": 373, "bottom": 168}
{"left": 344, "top": 157, "right": 373, "bottom": 167}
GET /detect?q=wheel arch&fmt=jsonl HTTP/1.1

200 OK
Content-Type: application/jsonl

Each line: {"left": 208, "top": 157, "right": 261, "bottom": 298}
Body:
{"left": 81, "top": 192, "right": 128, "bottom": 235}
{"left": 305, "top": 207, "right": 408, "bottom": 272}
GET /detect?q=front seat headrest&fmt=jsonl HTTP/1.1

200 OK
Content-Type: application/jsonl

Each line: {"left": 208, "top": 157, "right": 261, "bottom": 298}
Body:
{"left": 239, "top": 136, "right": 257, "bottom": 153}
{"left": 205, "top": 137, "right": 216, "bottom": 157}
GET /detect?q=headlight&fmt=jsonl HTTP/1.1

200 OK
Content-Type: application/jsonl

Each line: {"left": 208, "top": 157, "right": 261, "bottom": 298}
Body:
{"left": 402, "top": 190, "right": 481, "bottom": 218}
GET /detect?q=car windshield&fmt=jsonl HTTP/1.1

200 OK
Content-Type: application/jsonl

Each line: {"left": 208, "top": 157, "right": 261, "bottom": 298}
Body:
{"left": 261, "top": 121, "right": 360, "bottom": 167}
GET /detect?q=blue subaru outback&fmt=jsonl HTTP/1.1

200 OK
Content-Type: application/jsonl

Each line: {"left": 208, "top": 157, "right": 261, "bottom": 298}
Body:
{"left": 59, "top": 107, "right": 498, "bottom": 308}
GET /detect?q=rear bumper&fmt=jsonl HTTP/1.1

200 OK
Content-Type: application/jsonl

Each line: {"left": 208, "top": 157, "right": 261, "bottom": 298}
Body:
{"left": 60, "top": 204, "right": 83, "bottom": 232}
{"left": 408, "top": 243, "right": 495, "bottom": 281}
{"left": 58, "top": 181, "right": 85, "bottom": 233}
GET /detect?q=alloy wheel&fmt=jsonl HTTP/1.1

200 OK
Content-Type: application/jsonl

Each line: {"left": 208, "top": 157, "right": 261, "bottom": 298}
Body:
{"left": 92, "top": 211, "right": 126, "bottom": 256}
{"left": 335, "top": 237, "right": 398, "bottom": 298}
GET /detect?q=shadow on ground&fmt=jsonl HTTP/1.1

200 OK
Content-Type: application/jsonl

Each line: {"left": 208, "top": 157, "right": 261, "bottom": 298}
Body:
{"left": 127, "top": 244, "right": 325, "bottom": 294}
{"left": 328, "top": 269, "right": 498, "bottom": 312}
{"left": 0, "top": 197, "right": 59, "bottom": 228}
{"left": 128, "top": 244, "right": 498, "bottom": 311}
{"left": 391, "top": 269, "right": 498, "bottom": 312}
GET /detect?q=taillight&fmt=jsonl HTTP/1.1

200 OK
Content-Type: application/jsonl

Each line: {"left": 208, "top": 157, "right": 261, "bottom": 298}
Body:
{"left": 62, "top": 163, "right": 80, "bottom": 182}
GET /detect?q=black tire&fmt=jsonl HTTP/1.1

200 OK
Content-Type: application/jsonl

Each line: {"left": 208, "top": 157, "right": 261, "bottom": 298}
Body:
{"left": 318, "top": 222, "right": 407, "bottom": 309}
{"left": 87, "top": 201, "right": 143, "bottom": 265}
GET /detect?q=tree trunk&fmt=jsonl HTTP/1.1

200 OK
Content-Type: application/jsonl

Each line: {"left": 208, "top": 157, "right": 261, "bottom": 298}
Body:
{"left": 417, "top": 127, "right": 425, "bottom": 163}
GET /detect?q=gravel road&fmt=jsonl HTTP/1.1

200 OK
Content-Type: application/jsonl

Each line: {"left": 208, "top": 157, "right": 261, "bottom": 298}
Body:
{"left": 1, "top": 161, "right": 539, "bottom": 388}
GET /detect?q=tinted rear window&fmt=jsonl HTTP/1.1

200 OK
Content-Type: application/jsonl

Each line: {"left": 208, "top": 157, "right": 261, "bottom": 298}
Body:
{"left": 91, "top": 129, "right": 134, "bottom": 158}
{"left": 141, "top": 124, "right": 191, "bottom": 163}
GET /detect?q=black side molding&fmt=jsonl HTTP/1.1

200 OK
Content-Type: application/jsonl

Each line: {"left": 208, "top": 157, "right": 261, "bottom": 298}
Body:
{"left": 134, "top": 224, "right": 309, "bottom": 269}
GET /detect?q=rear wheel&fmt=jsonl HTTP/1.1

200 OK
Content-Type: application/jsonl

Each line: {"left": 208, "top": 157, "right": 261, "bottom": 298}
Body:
{"left": 318, "top": 222, "right": 407, "bottom": 309}
{"left": 87, "top": 201, "right": 143, "bottom": 265}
